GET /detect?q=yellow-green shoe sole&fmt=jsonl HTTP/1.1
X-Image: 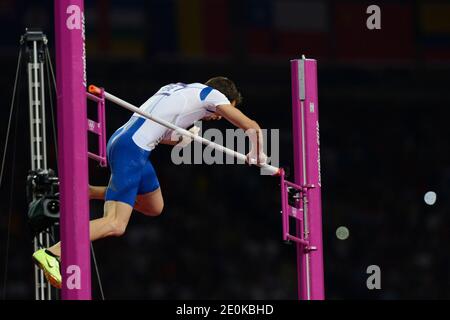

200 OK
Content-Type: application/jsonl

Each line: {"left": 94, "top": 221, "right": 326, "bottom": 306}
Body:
{"left": 32, "top": 255, "right": 62, "bottom": 289}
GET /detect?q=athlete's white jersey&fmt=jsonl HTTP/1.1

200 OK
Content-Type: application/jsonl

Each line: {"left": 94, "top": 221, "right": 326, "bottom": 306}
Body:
{"left": 130, "top": 83, "right": 230, "bottom": 151}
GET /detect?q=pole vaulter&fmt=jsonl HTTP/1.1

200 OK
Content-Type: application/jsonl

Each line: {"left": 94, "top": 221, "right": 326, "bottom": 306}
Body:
{"left": 87, "top": 85, "right": 280, "bottom": 175}
{"left": 42, "top": 0, "right": 324, "bottom": 300}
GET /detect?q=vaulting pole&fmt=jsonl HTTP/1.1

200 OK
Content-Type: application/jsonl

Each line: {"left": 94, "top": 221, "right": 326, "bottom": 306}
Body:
{"left": 55, "top": 0, "right": 91, "bottom": 299}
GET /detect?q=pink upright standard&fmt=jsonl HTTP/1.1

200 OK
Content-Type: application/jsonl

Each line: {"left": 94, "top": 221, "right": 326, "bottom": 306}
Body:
{"left": 289, "top": 57, "right": 325, "bottom": 300}
{"left": 54, "top": 0, "right": 91, "bottom": 300}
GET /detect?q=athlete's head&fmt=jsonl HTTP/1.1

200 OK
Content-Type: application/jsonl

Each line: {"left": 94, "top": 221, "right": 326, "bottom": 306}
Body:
{"left": 205, "top": 76, "right": 242, "bottom": 107}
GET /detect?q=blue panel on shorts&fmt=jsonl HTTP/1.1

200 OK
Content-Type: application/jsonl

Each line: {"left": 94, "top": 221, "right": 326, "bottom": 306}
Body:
{"left": 105, "top": 117, "right": 160, "bottom": 206}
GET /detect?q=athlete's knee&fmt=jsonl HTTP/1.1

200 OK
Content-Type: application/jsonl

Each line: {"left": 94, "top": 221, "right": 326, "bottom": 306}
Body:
{"left": 152, "top": 200, "right": 164, "bottom": 216}
{"left": 141, "top": 200, "right": 164, "bottom": 217}
{"left": 108, "top": 219, "right": 128, "bottom": 237}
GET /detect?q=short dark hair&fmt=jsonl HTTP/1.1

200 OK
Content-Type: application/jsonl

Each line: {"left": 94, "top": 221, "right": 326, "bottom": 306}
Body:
{"left": 205, "top": 76, "right": 242, "bottom": 106}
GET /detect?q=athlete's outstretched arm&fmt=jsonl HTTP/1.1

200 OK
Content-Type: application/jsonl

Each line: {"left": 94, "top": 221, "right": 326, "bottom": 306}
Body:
{"left": 215, "top": 104, "right": 261, "bottom": 132}
{"left": 215, "top": 104, "right": 267, "bottom": 164}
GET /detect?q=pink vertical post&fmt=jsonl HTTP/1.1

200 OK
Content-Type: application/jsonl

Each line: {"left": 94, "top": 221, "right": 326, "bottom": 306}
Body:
{"left": 55, "top": 0, "right": 91, "bottom": 299}
{"left": 291, "top": 57, "right": 324, "bottom": 300}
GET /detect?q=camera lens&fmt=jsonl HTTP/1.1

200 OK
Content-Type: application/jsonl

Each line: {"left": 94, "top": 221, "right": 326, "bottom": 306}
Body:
{"left": 46, "top": 200, "right": 59, "bottom": 214}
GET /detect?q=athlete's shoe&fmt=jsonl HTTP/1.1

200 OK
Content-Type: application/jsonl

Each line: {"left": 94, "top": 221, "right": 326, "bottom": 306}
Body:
{"left": 32, "top": 249, "right": 62, "bottom": 289}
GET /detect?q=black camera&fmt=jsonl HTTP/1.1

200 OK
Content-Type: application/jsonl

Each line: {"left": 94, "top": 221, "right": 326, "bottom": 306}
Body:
{"left": 27, "top": 169, "right": 60, "bottom": 234}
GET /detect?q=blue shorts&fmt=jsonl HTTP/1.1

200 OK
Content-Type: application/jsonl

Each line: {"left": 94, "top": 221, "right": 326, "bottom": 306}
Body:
{"left": 105, "top": 116, "right": 160, "bottom": 207}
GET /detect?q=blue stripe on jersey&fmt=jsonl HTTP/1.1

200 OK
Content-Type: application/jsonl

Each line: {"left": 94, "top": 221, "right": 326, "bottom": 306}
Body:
{"left": 199, "top": 86, "right": 213, "bottom": 101}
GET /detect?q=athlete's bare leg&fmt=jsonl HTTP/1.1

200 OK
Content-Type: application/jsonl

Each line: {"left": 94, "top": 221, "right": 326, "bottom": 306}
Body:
{"left": 47, "top": 200, "right": 133, "bottom": 257}
{"left": 89, "top": 185, "right": 164, "bottom": 216}
{"left": 134, "top": 188, "right": 164, "bottom": 216}
{"left": 89, "top": 185, "right": 107, "bottom": 200}
{"left": 46, "top": 185, "right": 163, "bottom": 257}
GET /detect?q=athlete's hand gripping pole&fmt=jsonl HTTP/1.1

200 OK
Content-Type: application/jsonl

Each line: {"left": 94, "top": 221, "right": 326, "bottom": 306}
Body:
{"left": 175, "top": 125, "right": 201, "bottom": 148}
{"left": 245, "top": 128, "right": 268, "bottom": 165}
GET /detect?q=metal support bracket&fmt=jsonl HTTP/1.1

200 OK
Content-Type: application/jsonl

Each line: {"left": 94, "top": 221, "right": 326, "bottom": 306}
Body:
{"left": 280, "top": 168, "right": 317, "bottom": 250}
{"left": 86, "top": 88, "right": 107, "bottom": 167}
